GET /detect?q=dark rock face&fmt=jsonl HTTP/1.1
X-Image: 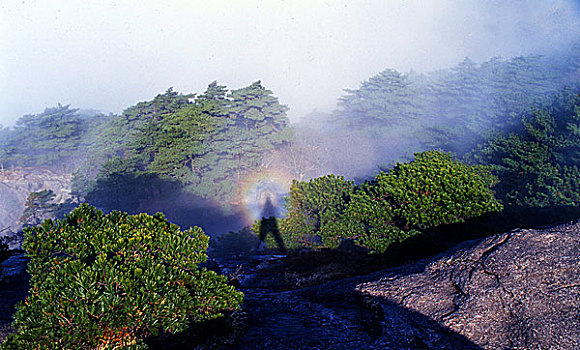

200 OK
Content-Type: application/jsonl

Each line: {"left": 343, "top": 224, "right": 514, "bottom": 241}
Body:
{"left": 235, "top": 223, "right": 580, "bottom": 349}
{"left": 357, "top": 224, "right": 580, "bottom": 349}
{"left": 0, "top": 251, "right": 28, "bottom": 342}
{"left": 235, "top": 278, "right": 483, "bottom": 350}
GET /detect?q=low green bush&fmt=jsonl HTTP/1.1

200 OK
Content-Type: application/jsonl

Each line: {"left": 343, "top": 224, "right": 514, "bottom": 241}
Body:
{"left": 267, "top": 174, "right": 355, "bottom": 250}
{"left": 274, "top": 151, "right": 503, "bottom": 253}
{"left": 344, "top": 150, "right": 503, "bottom": 252}
{"left": 1, "top": 204, "right": 243, "bottom": 350}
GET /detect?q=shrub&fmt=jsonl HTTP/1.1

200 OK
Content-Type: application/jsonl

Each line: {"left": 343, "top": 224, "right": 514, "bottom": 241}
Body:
{"left": 344, "top": 150, "right": 503, "bottom": 252}
{"left": 276, "top": 151, "right": 503, "bottom": 253}
{"left": 1, "top": 204, "right": 243, "bottom": 350}
{"left": 276, "top": 175, "right": 355, "bottom": 250}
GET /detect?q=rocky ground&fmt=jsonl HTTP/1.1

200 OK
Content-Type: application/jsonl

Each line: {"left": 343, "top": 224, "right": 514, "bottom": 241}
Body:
{"left": 1, "top": 221, "right": 579, "bottom": 349}
{"left": 225, "top": 221, "right": 580, "bottom": 349}
{"left": 356, "top": 223, "right": 580, "bottom": 349}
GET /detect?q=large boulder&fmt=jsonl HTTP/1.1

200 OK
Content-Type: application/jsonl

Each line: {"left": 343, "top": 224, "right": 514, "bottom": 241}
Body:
{"left": 357, "top": 222, "right": 580, "bottom": 349}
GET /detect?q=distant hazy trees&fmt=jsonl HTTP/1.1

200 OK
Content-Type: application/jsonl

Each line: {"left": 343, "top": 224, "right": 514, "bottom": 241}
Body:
{"left": 337, "top": 69, "right": 422, "bottom": 128}
{"left": 0, "top": 105, "right": 111, "bottom": 172}
{"left": 332, "top": 51, "right": 579, "bottom": 162}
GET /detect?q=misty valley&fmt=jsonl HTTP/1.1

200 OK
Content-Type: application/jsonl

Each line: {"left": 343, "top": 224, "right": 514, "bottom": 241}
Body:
{"left": 2, "top": 48, "right": 580, "bottom": 349}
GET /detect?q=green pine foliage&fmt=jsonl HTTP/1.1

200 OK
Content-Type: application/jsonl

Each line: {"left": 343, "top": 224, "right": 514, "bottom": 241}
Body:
{"left": 72, "top": 81, "right": 291, "bottom": 208}
{"left": 72, "top": 88, "right": 192, "bottom": 199}
{"left": 337, "top": 69, "right": 422, "bottom": 128}
{"left": 19, "top": 190, "right": 57, "bottom": 226}
{"left": 0, "top": 105, "right": 110, "bottom": 171}
{"left": 1, "top": 204, "right": 243, "bottom": 350}
{"left": 187, "top": 81, "right": 290, "bottom": 200}
{"left": 476, "top": 90, "right": 580, "bottom": 207}
{"left": 356, "top": 151, "right": 502, "bottom": 229}
{"left": 345, "top": 151, "right": 502, "bottom": 252}
{"left": 278, "top": 174, "right": 355, "bottom": 250}
{"left": 274, "top": 151, "right": 503, "bottom": 253}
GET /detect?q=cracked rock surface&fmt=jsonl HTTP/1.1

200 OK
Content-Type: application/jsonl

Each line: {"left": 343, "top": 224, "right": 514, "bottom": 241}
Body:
{"left": 234, "top": 222, "right": 580, "bottom": 349}
{"left": 357, "top": 224, "right": 580, "bottom": 350}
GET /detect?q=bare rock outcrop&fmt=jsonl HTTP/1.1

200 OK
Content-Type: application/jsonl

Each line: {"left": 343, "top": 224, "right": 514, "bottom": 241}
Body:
{"left": 357, "top": 223, "right": 580, "bottom": 349}
{"left": 234, "top": 222, "right": 580, "bottom": 349}
{"left": 0, "top": 168, "right": 72, "bottom": 247}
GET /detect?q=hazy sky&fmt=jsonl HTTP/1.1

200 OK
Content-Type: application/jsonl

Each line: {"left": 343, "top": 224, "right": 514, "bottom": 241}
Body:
{"left": 1, "top": 0, "right": 579, "bottom": 126}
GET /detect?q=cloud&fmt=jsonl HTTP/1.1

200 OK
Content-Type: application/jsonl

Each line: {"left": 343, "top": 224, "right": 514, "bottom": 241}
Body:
{"left": 1, "top": 0, "right": 578, "bottom": 126}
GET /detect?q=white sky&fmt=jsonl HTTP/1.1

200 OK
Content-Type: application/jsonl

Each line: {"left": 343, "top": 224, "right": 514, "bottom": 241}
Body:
{"left": 1, "top": 0, "right": 579, "bottom": 126}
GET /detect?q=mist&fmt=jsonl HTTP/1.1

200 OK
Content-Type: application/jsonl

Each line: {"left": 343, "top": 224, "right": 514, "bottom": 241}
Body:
{"left": 1, "top": 0, "right": 580, "bottom": 239}
{"left": 1, "top": 0, "right": 579, "bottom": 127}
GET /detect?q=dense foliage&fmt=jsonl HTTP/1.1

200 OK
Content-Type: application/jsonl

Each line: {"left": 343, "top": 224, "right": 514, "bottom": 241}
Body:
{"left": 274, "top": 174, "right": 355, "bottom": 250}
{"left": 19, "top": 190, "right": 57, "bottom": 226}
{"left": 0, "top": 105, "right": 111, "bottom": 172}
{"left": 335, "top": 54, "right": 579, "bottom": 153}
{"left": 2, "top": 49, "right": 579, "bottom": 210}
{"left": 344, "top": 151, "right": 502, "bottom": 252}
{"left": 476, "top": 90, "right": 580, "bottom": 207}
{"left": 1, "top": 204, "right": 243, "bottom": 350}
{"left": 71, "top": 81, "right": 291, "bottom": 209}
{"left": 265, "top": 151, "right": 502, "bottom": 253}
{"left": 309, "top": 49, "right": 580, "bottom": 179}
{"left": 2, "top": 49, "right": 580, "bottom": 247}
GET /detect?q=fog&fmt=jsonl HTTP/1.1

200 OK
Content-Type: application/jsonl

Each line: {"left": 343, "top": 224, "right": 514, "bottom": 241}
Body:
{"left": 1, "top": 0, "right": 579, "bottom": 126}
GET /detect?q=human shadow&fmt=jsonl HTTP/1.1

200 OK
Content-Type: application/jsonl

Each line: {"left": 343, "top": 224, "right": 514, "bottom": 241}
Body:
{"left": 144, "top": 252, "right": 487, "bottom": 350}
{"left": 222, "top": 258, "right": 487, "bottom": 350}
{"left": 258, "top": 196, "right": 286, "bottom": 253}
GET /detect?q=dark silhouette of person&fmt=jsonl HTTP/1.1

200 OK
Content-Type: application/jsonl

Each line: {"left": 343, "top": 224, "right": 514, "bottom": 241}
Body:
{"left": 258, "top": 196, "right": 286, "bottom": 253}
